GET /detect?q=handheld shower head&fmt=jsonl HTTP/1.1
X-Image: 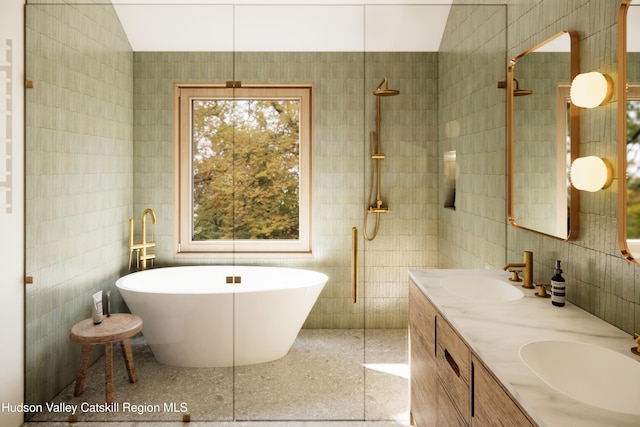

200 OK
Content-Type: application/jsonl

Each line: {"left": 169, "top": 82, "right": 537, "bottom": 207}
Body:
{"left": 374, "top": 77, "right": 400, "bottom": 96}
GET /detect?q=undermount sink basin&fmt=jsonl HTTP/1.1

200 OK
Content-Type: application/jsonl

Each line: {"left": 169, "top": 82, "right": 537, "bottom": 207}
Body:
{"left": 520, "top": 340, "right": 640, "bottom": 415}
{"left": 440, "top": 275, "right": 523, "bottom": 302}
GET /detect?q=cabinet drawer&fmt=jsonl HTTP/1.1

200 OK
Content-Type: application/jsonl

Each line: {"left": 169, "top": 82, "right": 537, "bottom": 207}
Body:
{"left": 437, "top": 317, "right": 470, "bottom": 382}
{"left": 437, "top": 380, "right": 468, "bottom": 427}
{"left": 471, "top": 355, "right": 535, "bottom": 426}
{"left": 437, "top": 317, "right": 470, "bottom": 424}
{"left": 410, "top": 280, "right": 437, "bottom": 360}
{"left": 437, "top": 342, "right": 470, "bottom": 423}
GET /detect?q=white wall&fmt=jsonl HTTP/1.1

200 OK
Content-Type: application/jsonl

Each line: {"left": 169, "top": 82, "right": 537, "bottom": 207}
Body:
{"left": 112, "top": 3, "right": 449, "bottom": 52}
{"left": 0, "top": 0, "right": 24, "bottom": 426}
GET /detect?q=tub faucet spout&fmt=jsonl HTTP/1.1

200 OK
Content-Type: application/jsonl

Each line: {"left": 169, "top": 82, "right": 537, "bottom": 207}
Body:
{"left": 128, "top": 208, "right": 157, "bottom": 272}
{"left": 141, "top": 208, "right": 156, "bottom": 244}
{"left": 503, "top": 251, "right": 534, "bottom": 289}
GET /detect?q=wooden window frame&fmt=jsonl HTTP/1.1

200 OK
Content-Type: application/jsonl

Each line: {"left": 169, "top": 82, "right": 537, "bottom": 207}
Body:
{"left": 174, "top": 83, "right": 313, "bottom": 258}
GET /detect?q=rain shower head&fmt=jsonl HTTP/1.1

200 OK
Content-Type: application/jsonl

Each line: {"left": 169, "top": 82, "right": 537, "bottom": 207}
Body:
{"left": 497, "top": 78, "right": 533, "bottom": 96}
{"left": 374, "top": 77, "right": 400, "bottom": 96}
{"left": 513, "top": 78, "right": 533, "bottom": 96}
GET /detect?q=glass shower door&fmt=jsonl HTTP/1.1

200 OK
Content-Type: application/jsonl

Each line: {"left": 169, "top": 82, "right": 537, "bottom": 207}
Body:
{"left": 229, "top": 5, "right": 368, "bottom": 418}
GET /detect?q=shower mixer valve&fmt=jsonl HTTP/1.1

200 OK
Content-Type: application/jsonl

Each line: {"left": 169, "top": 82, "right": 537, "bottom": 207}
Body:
{"left": 368, "top": 199, "right": 391, "bottom": 214}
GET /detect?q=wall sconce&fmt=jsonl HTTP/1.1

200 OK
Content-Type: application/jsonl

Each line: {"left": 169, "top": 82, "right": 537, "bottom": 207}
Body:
{"left": 570, "top": 156, "right": 613, "bottom": 192}
{"left": 569, "top": 71, "right": 613, "bottom": 108}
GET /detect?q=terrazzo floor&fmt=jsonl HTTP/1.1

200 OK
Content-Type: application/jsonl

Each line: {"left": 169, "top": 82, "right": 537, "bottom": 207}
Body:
{"left": 25, "top": 329, "right": 410, "bottom": 426}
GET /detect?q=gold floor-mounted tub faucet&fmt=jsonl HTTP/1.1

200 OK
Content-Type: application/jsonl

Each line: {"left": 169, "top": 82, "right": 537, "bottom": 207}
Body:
{"left": 128, "top": 208, "right": 156, "bottom": 271}
{"left": 503, "top": 250, "right": 534, "bottom": 289}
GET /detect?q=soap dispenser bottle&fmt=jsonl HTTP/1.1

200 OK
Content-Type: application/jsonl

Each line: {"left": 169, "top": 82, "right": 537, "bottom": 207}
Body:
{"left": 551, "top": 260, "right": 566, "bottom": 307}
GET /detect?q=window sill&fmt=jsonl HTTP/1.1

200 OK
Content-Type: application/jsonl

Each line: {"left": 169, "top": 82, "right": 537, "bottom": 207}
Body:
{"left": 173, "top": 251, "right": 314, "bottom": 260}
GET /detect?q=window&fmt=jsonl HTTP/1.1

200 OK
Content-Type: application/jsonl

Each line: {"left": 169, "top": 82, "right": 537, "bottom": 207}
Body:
{"left": 175, "top": 84, "right": 312, "bottom": 256}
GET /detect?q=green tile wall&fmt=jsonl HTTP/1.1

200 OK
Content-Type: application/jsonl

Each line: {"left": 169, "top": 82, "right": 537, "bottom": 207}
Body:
{"left": 438, "top": 4, "right": 508, "bottom": 269}
{"left": 439, "top": 0, "right": 639, "bottom": 334}
{"left": 24, "top": 3, "right": 133, "bottom": 409}
{"left": 504, "top": 0, "right": 637, "bottom": 333}
{"left": 133, "top": 51, "right": 439, "bottom": 329}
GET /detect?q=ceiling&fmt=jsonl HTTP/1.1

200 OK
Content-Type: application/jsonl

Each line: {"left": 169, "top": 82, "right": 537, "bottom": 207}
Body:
{"left": 110, "top": 1, "right": 453, "bottom": 52}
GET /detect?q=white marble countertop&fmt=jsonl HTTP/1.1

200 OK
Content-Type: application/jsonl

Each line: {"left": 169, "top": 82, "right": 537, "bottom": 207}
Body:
{"left": 408, "top": 268, "right": 640, "bottom": 427}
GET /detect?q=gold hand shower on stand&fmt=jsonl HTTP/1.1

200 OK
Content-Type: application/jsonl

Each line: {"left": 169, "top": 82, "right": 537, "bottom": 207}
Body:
{"left": 364, "top": 77, "right": 399, "bottom": 241}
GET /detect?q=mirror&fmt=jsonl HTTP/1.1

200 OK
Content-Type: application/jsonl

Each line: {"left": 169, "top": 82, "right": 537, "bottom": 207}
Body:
{"left": 619, "top": 1, "right": 640, "bottom": 262}
{"left": 507, "top": 31, "right": 580, "bottom": 240}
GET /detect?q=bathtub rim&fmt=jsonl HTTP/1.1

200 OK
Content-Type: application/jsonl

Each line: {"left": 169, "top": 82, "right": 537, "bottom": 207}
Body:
{"left": 115, "top": 265, "right": 329, "bottom": 295}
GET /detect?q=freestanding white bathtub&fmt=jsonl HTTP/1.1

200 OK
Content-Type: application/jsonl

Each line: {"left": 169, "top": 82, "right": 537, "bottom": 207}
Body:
{"left": 115, "top": 266, "right": 327, "bottom": 368}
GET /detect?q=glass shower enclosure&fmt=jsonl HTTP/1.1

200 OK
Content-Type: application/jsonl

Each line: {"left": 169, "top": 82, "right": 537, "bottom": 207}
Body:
{"left": 24, "top": 1, "right": 505, "bottom": 424}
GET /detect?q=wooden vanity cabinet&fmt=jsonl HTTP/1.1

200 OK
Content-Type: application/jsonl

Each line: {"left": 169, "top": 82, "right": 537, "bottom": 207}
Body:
{"left": 409, "top": 279, "right": 438, "bottom": 426}
{"left": 410, "top": 279, "right": 470, "bottom": 426}
{"left": 409, "top": 278, "right": 537, "bottom": 427}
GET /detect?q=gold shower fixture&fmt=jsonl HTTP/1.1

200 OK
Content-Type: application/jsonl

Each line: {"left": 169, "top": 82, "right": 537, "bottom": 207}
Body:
{"left": 374, "top": 77, "right": 400, "bottom": 97}
{"left": 497, "top": 78, "right": 533, "bottom": 96}
{"left": 364, "top": 77, "right": 399, "bottom": 241}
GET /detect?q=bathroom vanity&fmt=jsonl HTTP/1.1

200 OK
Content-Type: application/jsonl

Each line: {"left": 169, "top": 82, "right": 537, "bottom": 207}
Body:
{"left": 409, "top": 269, "right": 640, "bottom": 427}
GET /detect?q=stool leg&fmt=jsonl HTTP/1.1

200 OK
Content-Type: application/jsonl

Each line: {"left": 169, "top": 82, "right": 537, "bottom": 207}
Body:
{"left": 104, "top": 342, "right": 114, "bottom": 403}
{"left": 120, "top": 338, "right": 138, "bottom": 383}
{"left": 74, "top": 344, "right": 94, "bottom": 397}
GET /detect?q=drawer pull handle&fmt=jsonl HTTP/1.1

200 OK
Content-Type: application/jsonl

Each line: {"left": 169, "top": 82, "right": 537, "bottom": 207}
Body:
{"left": 444, "top": 348, "right": 460, "bottom": 377}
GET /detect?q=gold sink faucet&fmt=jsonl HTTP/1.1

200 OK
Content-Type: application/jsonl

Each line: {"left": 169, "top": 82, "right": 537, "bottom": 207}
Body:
{"left": 632, "top": 333, "right": 640, "bottom": 356}
{"left": 128, "top": 208, "right": 157, "bottom": 271}
{"left": 503, "top": 251, "right": 534, "bottom": 289}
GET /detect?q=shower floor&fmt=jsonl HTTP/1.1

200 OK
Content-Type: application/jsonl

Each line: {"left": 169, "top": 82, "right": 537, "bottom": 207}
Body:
{"left": 25, "top": 329, "right": 410, "bottom": 426}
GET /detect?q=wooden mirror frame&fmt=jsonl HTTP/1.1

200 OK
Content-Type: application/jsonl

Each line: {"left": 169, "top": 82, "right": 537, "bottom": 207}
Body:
{"left": 618, "top": 0, "right": 636, "bottom": 262}
{"left": 506, "top": 30, "right": 580, "bottom": 240}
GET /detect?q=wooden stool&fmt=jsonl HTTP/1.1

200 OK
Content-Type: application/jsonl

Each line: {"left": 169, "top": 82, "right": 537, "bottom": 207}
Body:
{"left": 70, "top": 313, "right": 143, "bottom": 403}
